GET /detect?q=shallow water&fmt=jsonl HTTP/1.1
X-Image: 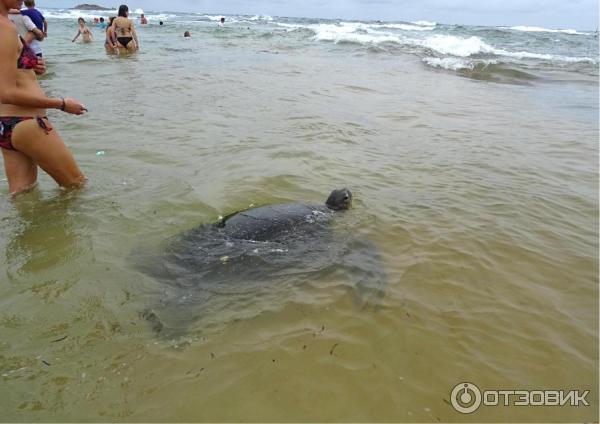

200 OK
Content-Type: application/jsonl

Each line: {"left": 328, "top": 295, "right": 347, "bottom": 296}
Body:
{"left": 0, "top": 14, "right": 598, "bottom": 422}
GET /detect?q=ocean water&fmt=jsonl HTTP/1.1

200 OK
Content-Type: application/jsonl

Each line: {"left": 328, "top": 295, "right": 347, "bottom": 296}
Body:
{"left": 0, "top": 9, "right": 598, "bottom": 422}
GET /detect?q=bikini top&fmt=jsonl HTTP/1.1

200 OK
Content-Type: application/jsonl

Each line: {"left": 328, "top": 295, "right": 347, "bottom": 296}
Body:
{"left": 17, "top": 37, "right": 38, "bottom": 70}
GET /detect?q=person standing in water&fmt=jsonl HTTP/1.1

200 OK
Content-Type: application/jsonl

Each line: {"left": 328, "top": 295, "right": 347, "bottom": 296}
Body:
{"left": 104, "top": 16, "right": 118, "bottom": 54}
{"left": 20, "top": 0, "right": 46, "bottom": 37}
{"left": 0, "top": 0, "right": 88, "bottom": 196}
{"left": 8, "top": 7, "right": 43, "bottom": 55}
{"left": 139, "top": 13, "right": 147, "bottom": 25}
{"left": 113, "top": 4, "right": 139, "bottom": 53}
{"left": 72, "top": 17, "right": 92, "bottom": 43}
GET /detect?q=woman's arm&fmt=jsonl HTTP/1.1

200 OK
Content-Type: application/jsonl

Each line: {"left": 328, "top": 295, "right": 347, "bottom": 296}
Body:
{"left": 72, "top": 29, "right": 81, "bottom": 42}
{"left": 0, "top": 28, "right": 60, "bottom": 109}
{"left": 107, "top": 27, "right": 118, "bottom": 51}
{"left": 130, "top": 20, "right": 139, "bottom": 49}
{"left": 23, "top": 30, "right": 36, "bottom": 44}
{"left": 21, "top": 16, "right": 44, "bottom": 42}
{"left": 0, "top": 25, "right": 85, "bottom": 114}
{"left": 32, "top": 27, "right": 44, "bottom": 41}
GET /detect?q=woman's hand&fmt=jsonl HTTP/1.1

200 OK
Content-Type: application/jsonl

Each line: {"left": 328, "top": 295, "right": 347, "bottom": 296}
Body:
{"left": 62, "top": 98, "right": 87, "bottom": 115}
{"left": 34, "top": 57, "right": 46, "bottom": 75}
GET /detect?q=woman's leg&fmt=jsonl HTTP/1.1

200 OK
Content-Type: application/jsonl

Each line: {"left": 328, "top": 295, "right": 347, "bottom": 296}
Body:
{"left": 11, "top": 118, "right": 86, "bottom": 189}
{"left": 1, "top": 148, "right": 38, "bottom": 195}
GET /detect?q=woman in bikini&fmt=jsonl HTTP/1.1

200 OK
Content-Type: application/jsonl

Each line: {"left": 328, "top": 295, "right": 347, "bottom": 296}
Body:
{"left": 104, "top": 16, "right": 118, "bottom": 54}
{"left": 1, "top": 0, "right": 87, "bottom": 196}
{"left": 113, "top": 5, "right": 139, "bottom": 54}
{"left": 72, "top": 17, "right": 93, "bottom": 43}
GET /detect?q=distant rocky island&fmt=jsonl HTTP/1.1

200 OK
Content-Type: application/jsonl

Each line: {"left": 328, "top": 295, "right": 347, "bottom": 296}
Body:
{"left": 73, "top": 4, "right": 113, "bottom": 10}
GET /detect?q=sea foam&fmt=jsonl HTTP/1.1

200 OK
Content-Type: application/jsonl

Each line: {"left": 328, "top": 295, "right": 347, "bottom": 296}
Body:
{"left": 509, "top": 26, "right": 586, "bottom": 35}
{"left": 375, "top": 23, "right": 435, "bottom": 31}
{"left": 420, "top": 35, "right": 494, "bottom": 56}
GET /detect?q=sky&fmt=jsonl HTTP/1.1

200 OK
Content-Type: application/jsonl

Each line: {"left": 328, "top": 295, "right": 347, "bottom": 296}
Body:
{"left": 39, "top": 0, "right": 599, "bottom": 30}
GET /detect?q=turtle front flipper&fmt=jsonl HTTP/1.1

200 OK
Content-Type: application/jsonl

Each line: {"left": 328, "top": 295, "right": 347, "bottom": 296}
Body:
{"left": 341, "top": 237, "right": 387, "bottom": 310}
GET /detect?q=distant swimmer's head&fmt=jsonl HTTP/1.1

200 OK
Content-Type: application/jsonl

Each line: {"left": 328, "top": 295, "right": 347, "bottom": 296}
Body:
{"left": 77, "top": 17, "right": 85, "bottom": 25}
{"left": 118, "top": 4, "right": 129, "bottom": 17}
{"left": 159, "top": 21, "right": 164, "bottom": 26}
{"left": 99, "top": 17, "right": 104, "bottom": 23}
{"left": 184, "top": 31, "right": 191, "bottom": 37}
{"left": 24, "top": 0, "right": 35, "bottom": 7}
{"left": 326, "top": 188, "right": 353, "bottom": 211}
{"left": 220, "top": 17, "right": 225, "bottom": 23}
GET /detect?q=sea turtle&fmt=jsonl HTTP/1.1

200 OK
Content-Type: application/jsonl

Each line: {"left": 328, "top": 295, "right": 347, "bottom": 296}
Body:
{"left": 135, "top": 189, "right": 386, "bottom": 336}
{"left": 214, "top": 188, "right": 353, "bottom": 242}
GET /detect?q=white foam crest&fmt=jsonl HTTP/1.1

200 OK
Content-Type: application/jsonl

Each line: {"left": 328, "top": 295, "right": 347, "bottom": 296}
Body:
{"left": 147, "top": 14, "right": 177, "bottom": 21}
{"left": 313, "top": 23, "right": 401, "bottom": 44}
{"left": 201, "top": 15, "right": 223, "bottom": 21}
{"left": 418, "top": 35, "right": 597, "bottom": 64}
{"left": 412, "top": 20, "right": 437, "bottom": 26}
{"left": 423, "top": 57, "right": 475, "bottom": 70}
{"left": 132, "top": 8, "right": 144, "bottom": 15}
{"left": 338, "top": 21, "right": 372, "bottom": 31}
{"left": 509, "top": 26, "right": 586, "bottom": 35}
{"left": 491, "top": 48, "right": 597, "bottom": 63}
{"left": 275, "top": 22, "right": 306, "bottom": 32}
{"left": 421, "top": 35, "right": 494, "bottom": 57}
{"left": 41, "top": 8, "right": 117, "bottom": 20}
{"left": 249, "top": 15, "right": 273, "bottom": 21}
{"left": 375, "top": 23, "right": 435, "bottom": 31}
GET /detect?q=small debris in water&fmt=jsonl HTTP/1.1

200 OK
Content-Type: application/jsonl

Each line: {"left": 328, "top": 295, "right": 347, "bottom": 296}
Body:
{"left": 41, "top": 360, "right": 51, "bottom": 366}
{"left": 329, "top": 343, "right": 339, "bottom": 356}
{"left": 50, "top": 335, "right": 68, "bottom": 343}
{"left": 210, "top": 352, "right": 215, "bottom": 359}
{"left": 302, "top": 345, "right": 307, "bottom": 350}
{"left": 220, "top": 255, "right": 229, "bottom": 263}
{"left": 95, "top": 150, "right": 106, "bottom": 156}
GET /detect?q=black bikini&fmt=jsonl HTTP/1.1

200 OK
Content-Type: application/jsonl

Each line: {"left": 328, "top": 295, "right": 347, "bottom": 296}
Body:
{"left": 117, "top": 36, "right": 133, "bottom": 47}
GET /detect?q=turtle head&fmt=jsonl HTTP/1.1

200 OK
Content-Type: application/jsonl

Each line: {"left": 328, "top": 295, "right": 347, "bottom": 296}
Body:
{"left": 326, "top": 188, "right": 352, "bottom": 210}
